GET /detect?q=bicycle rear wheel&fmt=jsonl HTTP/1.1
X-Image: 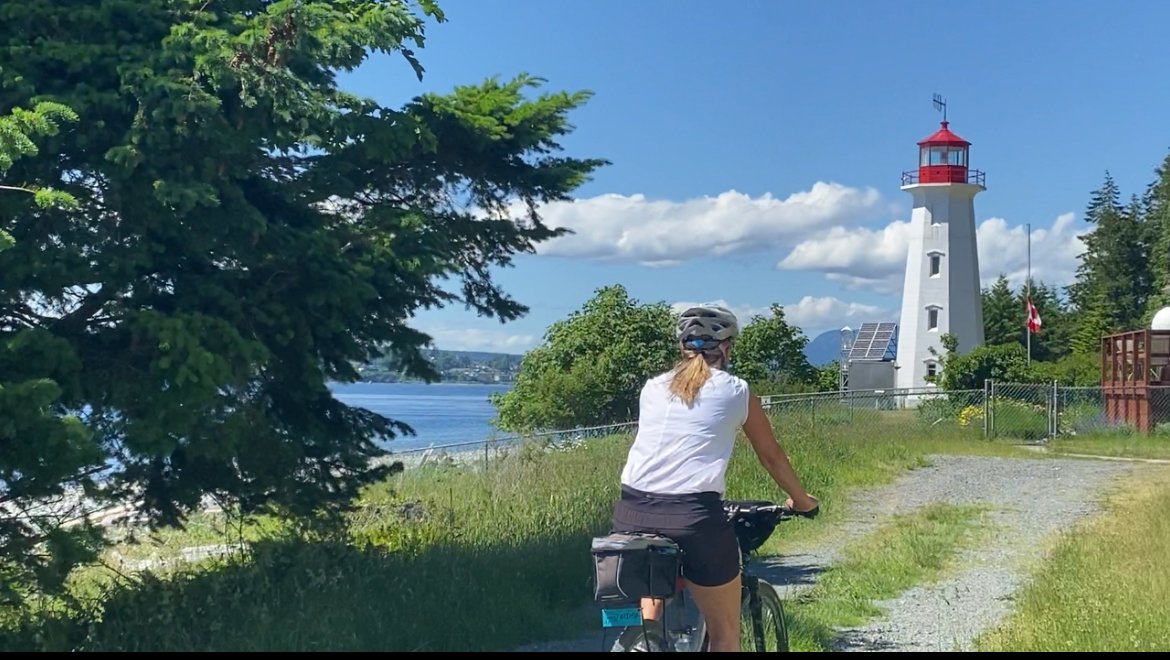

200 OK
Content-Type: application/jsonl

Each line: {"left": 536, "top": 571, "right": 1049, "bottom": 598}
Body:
{"left": 698, "top": 578, "right": 790, "bottom": 651}
{"left": 741, "top": 579, "right": 788, "bottom": 652}
{"left": 612, "top": 620, "right": 669, "bottom": 652}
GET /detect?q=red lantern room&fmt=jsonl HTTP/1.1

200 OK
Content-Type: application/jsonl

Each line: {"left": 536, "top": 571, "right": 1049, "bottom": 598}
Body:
{"left": 901, "top": 121, "right": 985, "bottom": 187}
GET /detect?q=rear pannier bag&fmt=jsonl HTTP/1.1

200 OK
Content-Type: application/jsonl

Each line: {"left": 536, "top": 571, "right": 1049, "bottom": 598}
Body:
{"left": 591, "top": 532, "right": 680, "bottom": 604}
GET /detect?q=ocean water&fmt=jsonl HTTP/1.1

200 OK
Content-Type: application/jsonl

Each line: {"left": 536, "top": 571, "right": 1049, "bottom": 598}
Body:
{"left": 330, "top": 381, "right": 512, "bottom": 452}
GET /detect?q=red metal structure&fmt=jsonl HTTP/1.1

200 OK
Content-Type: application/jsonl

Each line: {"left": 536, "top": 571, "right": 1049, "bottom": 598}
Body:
{"left": 901, "top": 121, "right": 986, "bottom": 186}
{"left": 1100, "top": 329, "right": 1170, "bottom": 433}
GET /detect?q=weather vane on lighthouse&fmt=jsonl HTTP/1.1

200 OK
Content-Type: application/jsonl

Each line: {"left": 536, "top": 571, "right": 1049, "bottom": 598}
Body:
{"left": 932, "top": 93, "right": 947, "bottom": 122}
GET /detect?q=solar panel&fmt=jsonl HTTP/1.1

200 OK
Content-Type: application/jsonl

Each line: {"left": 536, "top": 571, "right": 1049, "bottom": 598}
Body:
{"left": 847, "top": 322, "right": 897, "bottom": 361}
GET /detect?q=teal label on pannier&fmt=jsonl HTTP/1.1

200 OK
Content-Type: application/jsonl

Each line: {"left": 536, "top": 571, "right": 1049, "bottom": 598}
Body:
{"left": 601, "top": 607, "right": 642, "bottom": 628}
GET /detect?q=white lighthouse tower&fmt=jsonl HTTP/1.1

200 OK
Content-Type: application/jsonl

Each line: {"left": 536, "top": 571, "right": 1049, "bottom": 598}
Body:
{"left": 894, "top": 111, "right": 986, "bottom": 391}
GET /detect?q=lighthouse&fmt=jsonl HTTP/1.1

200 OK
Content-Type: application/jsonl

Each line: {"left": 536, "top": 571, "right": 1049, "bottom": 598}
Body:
{"left": 894, "top": 115, "right": 986, "bottom": 391}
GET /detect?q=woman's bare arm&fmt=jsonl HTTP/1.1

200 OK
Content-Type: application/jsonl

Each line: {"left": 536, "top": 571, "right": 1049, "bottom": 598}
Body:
{"left": 742, "top": 393, "right": 819, "bottom": 512}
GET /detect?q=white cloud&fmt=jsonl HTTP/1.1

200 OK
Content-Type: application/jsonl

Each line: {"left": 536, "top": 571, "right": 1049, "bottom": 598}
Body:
{"left": 777, "top": 213, "right": 1088, "bottom": 294}
{"left": 976, "top": 213, "right": 1086, "bottom": 289}
{"left": 778, "top": 221, "right": 914, "bottom": 294}
{"left": 785, "top": 296, "right": 891, "bottom": 334}
{"left": 671, "top": 296, "right": 891, "bottom": 337}
{"left": 419, "top": 325, "right": 536, "bottom": 354}
{"left": 534, "top": 183, "right": 884, "bottom": 265}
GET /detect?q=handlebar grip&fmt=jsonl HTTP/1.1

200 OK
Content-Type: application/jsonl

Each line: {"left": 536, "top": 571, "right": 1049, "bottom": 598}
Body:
{"left": 780, "top": 505, "right": 820, "bottom": 519}
{"left": 793, "top": 505, "right": 819, "bottom": 519}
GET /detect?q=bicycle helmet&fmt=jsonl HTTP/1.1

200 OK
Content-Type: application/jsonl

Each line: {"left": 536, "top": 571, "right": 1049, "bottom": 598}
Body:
{"left": 676, "top": 304, "right": 739, "bottom": 350}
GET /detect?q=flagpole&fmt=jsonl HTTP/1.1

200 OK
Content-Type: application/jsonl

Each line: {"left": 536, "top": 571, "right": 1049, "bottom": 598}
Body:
{"left": 1026, "top": 222, "right": 1031, "bottom": 365}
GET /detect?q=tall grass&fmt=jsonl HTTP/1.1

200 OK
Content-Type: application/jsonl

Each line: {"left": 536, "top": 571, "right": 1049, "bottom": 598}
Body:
{"left": 2, "top": 408, "right": 1024, "bottom": 652}
{"left": 977, "top": 469, "right": 1170, "bottom": 652}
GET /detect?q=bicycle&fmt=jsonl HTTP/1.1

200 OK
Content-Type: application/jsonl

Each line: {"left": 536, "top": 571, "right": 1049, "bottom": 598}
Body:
{"left": 592, "top": 500, "right": 815, "bottom": 652}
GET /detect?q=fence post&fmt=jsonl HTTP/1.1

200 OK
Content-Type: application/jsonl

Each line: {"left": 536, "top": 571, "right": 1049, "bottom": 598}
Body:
{"left": 1054, "top": 380, "right": 1059, "bottom": 438}
{"left": 989, "top": 380, "right": 998, "bottom": 438}
{"left": 983, "top": 379, "right": 991, "bottom": 439}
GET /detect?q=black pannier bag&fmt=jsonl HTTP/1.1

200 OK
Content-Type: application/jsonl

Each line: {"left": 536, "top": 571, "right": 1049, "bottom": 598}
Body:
{"left": 591, "top": 532, "right": 680, "bottom": 605}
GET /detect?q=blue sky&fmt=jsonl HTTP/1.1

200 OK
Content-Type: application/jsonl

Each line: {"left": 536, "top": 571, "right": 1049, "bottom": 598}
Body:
{"left": 340, "top": 0, "right": 1170, "bottom": 352}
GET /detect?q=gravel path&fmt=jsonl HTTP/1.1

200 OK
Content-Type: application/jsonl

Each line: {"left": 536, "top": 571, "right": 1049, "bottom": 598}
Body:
{"left": 805, "top": 455, "right": 1133, "bottom": 652}
{"left": 517, "top": 454, "right": 1137, "bottom": 653}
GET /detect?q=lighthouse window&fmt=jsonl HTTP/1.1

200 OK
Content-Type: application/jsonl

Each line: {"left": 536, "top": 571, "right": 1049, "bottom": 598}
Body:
{"left": 949, "top": 149, "right": 967, "bottom": 166}
{"left": 926, "top": 362, "right": 938, "bottom": 379}
{"left": 927, "top": 308, "right": 939, "bottom": 331}
{"left": 929, "top": 254, "right": 941, "bottom": 277}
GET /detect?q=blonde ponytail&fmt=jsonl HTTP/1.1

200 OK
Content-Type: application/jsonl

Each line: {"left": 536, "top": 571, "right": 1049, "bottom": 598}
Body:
{"left": 669, "top": 352, "right": 713, "bottom": 407}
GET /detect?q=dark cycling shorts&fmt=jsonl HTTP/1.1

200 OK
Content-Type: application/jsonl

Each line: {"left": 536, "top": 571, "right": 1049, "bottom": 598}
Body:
{"left": 611, "top": 485, "right": 741, "bottom": 588}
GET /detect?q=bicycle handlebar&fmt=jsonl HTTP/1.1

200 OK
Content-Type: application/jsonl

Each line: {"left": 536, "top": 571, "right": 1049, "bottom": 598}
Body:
{"left": 723, "top": 501, "right": 820, "bottom": 521}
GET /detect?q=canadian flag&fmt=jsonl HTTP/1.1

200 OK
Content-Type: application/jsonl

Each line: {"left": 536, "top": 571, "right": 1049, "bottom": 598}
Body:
{"left": 1025, "top": 297, "right": 1042, "bottom": 334}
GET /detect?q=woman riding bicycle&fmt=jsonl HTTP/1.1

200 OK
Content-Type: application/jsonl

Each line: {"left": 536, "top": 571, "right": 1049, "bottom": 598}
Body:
{"left": 612, "top": 304, "right": 819, "bottom": 653}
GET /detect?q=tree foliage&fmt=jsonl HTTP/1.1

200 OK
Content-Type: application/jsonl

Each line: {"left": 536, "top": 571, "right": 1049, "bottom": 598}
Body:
{"left": 0, "top": 0, "right": 603, "bottom": 602}
{"left": 729, "top": 304, "right": 815, "bottom": 393}
{"left": 494, "top": 295, "right": 823, "bottom": 429}
{"left": 1028, "top": 352, "right": 1101, "bottom": 387}
{"left": 930, "top": 333, "right": 1032, "bottom": 391}
{"left": 981, "top": 275, "right": 1072, "bottom": 362}
{"left": 0, "top": 99, "right": 90, "bottom": 607}
{"left": 1068, "top": 174, "right": 1152, "bottom": 350}
{"left": 492, "top": 285, "right": 676, "bottom": 432}
{"left": 982, "top": 275, "right": 1019, "bottom": 347}
{"left": 1143, "top": 153, "right": 1170, "bottom": 320}
{"left": 0, "top": 101, "right": 79, "bottom": 254}
{"left": 814, "top": 361, "right": 841, "bottom": 392}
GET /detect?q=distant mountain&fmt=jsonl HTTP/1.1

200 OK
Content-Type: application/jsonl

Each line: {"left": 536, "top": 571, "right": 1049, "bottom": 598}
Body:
{"left": 422, "top": 349, "right": 522, "bottom": 364}
{"left": 359, "top": 348, "right": 523, "bottom": 384}
{"left": 804, "top": 329, "right": 844, "bottom": 366}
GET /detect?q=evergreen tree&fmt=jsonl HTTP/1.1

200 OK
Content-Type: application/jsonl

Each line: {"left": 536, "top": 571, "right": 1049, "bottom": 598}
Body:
{"left": 983, "top": 275, "right": 1072, "bottom": 361}
{"left": 1071, "top": 289, "right": 1112, "bottom": 355}
{"left": 1143, "top": 151, "right": 1170, "bottom": 320}
{"left": 0, "top": 0, "right": 603, "bottom": 602}
{"left": 1068, "top": 174, "right": 1151, "bottom": 349}
{"left": 982, "top": 275, "right": 1020, "bottom": 346}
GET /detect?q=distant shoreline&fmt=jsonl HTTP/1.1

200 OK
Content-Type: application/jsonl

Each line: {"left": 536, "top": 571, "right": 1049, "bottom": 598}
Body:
{"left": 333, "top": 380, "right": 513, "bottom": 388}
{"left": 351, "top": 378, "right": 514, "bottom": 385}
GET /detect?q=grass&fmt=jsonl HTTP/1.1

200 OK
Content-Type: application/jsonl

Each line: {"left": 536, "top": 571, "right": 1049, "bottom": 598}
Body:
{"left": 785, "top": 504, "right": 988, "bottom": 652}
{"left": 1047, "top": 434, "right": 1170, "bottom": 460}
{"left": 0, "top": 408, "right": 1029, "bottom": 652}
{"left": 976, "top": 468, "right": 1170, "bottom": 652}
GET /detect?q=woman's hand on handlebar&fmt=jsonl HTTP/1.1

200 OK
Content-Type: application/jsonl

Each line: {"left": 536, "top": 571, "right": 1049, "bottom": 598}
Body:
{"left": 785, "top": 494, "right": 820, "bottom": 518}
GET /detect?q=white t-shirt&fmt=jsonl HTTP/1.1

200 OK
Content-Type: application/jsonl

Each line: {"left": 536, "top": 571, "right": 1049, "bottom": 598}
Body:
{"left": 619, "top": 368, "right": 751, "bottom": 495}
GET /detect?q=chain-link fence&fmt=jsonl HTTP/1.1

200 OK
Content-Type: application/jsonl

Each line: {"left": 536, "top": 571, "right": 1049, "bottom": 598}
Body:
{"left": 989, "top": 382, "right": 1170, "bottom": 439}
{"left": 760, "top": 387, "right": 989, "bottom": 441}
{"left": 761, "top": 382, "right": 1169, "bottom": 442}
{"left": 986, "top": 382, "right": 1056, "bottom": 442}
{"left": 383, "top": 420, "right": 641, "bottom": 470}
{"left": 1053, "top": 384, "right": 1170, "bottom": 436}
